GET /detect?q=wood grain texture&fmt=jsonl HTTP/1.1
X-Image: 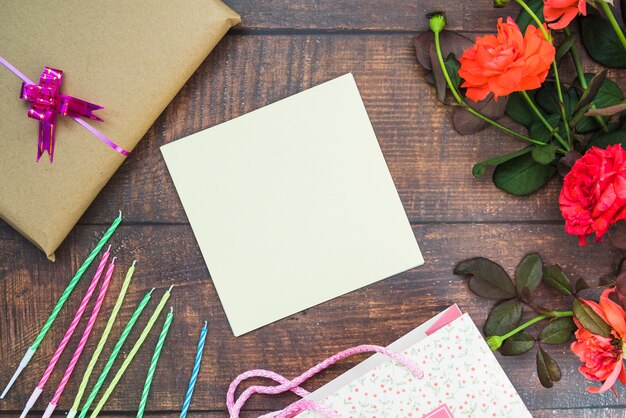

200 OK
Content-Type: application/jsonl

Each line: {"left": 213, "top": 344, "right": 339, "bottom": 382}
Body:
{"left": 77, "top": 34, "right": 626, "bottom": 227}
{"left": 225, "top": 0, "right": 519, "bottom": 32}
{"left": 1, "top": 223, "right": 625, "bottom": 415}
{"left": 3, "top": 1, "right": 626, "bottom": 417}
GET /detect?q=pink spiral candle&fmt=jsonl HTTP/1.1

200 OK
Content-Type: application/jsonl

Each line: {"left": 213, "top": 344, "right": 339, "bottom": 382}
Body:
{"left": 42, "top": 258, "right": 116, "bottom": 418}
{"left": 19, "top": 248, "right": 111, "bottom": 418}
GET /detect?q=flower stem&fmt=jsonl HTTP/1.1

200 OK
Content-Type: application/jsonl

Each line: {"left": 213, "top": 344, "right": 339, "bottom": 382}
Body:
{"left": 598, "top": 0, "right": 626, "bottom": 52}
{"left": 433, "top": 30, "right": 554, "bottom": 148}
{"left": 520, "top": 91, "right": 570, "bottom": 150}
{"left": 515, "top": 0, "right": 572, "bottom": 147}
{"left": 563, "top": 27, "right": 609, "bottom": 133}
{"left": 504, "top": 311, "right": 573, "bottom": 340}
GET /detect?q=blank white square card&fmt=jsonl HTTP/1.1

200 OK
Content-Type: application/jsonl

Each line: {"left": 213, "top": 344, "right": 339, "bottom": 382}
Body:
{"left": 161, "top": 73, "right": 424, "bottom": 336}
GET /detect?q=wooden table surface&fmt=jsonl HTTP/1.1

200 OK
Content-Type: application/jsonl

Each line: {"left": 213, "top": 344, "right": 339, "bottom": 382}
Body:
{"left": 2, "top": 1, "right": 626, "bottom": 417}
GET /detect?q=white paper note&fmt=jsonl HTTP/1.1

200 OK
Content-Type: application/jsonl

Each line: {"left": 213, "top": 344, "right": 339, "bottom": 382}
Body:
{"left": 161, "top": 74, "right": 424, "bottom": 336}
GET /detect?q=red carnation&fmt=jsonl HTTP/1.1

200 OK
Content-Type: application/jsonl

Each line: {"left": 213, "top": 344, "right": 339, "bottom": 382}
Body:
{"left": 559, "top": 144, "right": 626, "bottom": 245}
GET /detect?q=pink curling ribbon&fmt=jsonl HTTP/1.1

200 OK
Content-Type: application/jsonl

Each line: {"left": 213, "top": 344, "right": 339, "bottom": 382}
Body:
{"left": 0, "top": 56, "right": 130, "bottom": 162}
{"left": 227, "top": 344, "right": 424, "bottom": 418}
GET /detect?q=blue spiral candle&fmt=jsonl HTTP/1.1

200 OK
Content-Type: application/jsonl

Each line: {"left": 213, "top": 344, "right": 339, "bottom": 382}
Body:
{"left": 179, "top": 322, "right": 208, "bottom": 418}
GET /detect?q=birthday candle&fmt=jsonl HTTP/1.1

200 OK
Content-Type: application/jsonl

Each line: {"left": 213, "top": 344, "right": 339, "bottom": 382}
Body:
{"left": 19, "top": 248, "right": 111, "bottom": 418}
{"left": 1, "top": 212, "right": 122, "bottom": 400}
{"left": 180, "top": 321, "right": 208, "bottom": 418}
{"left": 136, "top": 308, "right": 174, "bottom": 418}
{"left": 66, "top": 261, "right": 137, "bottom": 418}
{"left": 42, "top": 258, "right": 116, "bottom": 418}
{"left": 89, "top": 286, "right": 173, "bottom": 418}
{"left": 76, "top": 288, "right": 154, "bottom": 418}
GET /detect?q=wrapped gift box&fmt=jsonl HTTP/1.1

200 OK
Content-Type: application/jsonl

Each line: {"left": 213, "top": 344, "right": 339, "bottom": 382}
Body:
{"left": 0, "top": 0, "right": 240, "bottom": 260}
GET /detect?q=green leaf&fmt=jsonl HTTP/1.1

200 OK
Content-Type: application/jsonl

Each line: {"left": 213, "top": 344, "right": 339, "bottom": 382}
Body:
{"left": 536, "top": 347, "right": 562, "bottom": 388}
{"left": 454, "top": 257, "right": 516, "bottom": 299}
{"left": 573, "top": 298, "right": 611, "bottom": 337}
{"left": 577, "top": 75, "right": 625, "bottom": 132}
{"left": 577, "top": 70, "right": 607, "bottom": 110}
{"left": 500, "top": 331, "right": 535, "bottom": 356}
{"left": 516, "top": 0, "right": 544, "bottom": 33}
{"left": 556, "top": 33, "right": 577, "bottom": 61}
{"left": 539, "top": 317, "right": 576, "bottom": 344}
{"left": 515, "top": 253, "right": 543, "bottom": 295}
{"left": 493, "top": 153, "right": 556, "bottom": 196}
{"left": 532, "top": 144, "right": 558, "bottom": 165}
{"left": 472, "top": 147, "right": 532, "bottom": 177}
{"left": 444, "top": 53, "right": 461, "bottom": 91}
{"left": 543, "top": 265, "right": 573, "bottom": 295}
{"left": 537, "top": 83, "right": 576, "bottom": 118}
{"left": 587, "top": 129, "right": 626, "bottom": 149}
{"left": 484, "top": 299, "right": 523, "bottom": 337}
{"left": 506, "top": 91, "right": 537, "bottom": 128}
{"left": 581, "top": 14, "right": 626, "bottom": 68}
{"left": 529, "top": 114, "right": 562, "bottom": 144}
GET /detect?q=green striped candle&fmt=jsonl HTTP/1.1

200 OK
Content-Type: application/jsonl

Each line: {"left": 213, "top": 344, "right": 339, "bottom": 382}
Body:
{"left": 1, "top": 211, "right": 122, "bottom": 400}
{"left": 66, "top": 261, "right": 138, "bottom": 418}
{"left": 77, "top": 288, "right": 154, "bottom": 418}
{"left": 89, "top": 286, "right": 173, "bottom": 418}
{"left": 136, "top": 308, "right": 174, "bottom": 418}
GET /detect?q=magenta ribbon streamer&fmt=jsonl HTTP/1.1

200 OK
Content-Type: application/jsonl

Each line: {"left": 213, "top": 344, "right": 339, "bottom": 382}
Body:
{"left": 0, "top": 56, "right": 130, "bottom": 162}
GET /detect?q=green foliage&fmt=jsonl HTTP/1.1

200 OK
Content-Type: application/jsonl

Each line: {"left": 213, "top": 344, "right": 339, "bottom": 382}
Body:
{"left": 454, "top": 253, "right": 615, "bottom": 389}
{"left": 500, "top": 332, "right": 535, "bottom": 356}
{"left": 542, "top": 265, "right": 573, "bottom": 295}
{"left": 492, "top": 153, "right": 556, "bottom": 195}
{"left": 454, "top": 257, "right": 516, "bottom": 299}
{"left": 581, "top": 14, "right": 626, "bottom": 68}
{"left": 573, "top": 298, "right": 611, "bottom": 337}
{"left": 484, "top": 299, "right": 523, "bottom": 336}
{"left": 472, "top": 147, "right": 532, "bottom": 177}
{"left": 536, "top": 348, "right": 561, "bottom": 388}
{"left": 515, "top": 253, "right": 543, "bottom": 295}
{"left": 539, "top": 318, "right": 576, "bottom": 344}
{"left": 516, "top": 0, "right": 544, "bottom": 33}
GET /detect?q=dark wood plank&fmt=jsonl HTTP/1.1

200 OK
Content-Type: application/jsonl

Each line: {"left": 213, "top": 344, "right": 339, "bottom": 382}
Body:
{"left": 1, "top": 223, "right": 625, "bottom": 414}
{"left": 225, "top": 0, "right": 520, "bottom": 32}
{"left": 532, "top": 409, "right": 626, "bottom": 418}
{"left": 74, "top": 34, "right": 626, "bottom": 228}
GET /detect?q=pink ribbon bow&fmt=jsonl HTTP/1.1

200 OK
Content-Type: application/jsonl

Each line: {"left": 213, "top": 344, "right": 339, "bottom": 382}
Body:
{"left": 0, "top": 56, "right": 130, "bottom": 162}
{"left": 20, "top": 67, "right": 104, "bottom": 162}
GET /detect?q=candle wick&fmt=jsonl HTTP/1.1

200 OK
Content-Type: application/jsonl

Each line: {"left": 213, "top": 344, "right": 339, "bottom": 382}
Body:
{"left": 170, "top": 307, "right": 174, "bottom": 314}
{"left": 132, "top": 260, "right": 138, "bottom": 268}
{"left": 107, "top": 244, "right": 112, "bottom": 252}
{"left": 204, "top": 321, "right": 208, "bottom": 328}
{"left": 167, "top": 285, "right": 174, "bottom": 292}
{"left": 111, "top": 257, "right": 117, "bottom": 264}
{"left": 149, "top": 288, "right": 155, "bottom": 294}
{"left": 118, "top": 210, "right": 122, "bottom": 218}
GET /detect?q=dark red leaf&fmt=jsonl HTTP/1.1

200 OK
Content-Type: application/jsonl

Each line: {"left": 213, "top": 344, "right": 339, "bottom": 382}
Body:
{"left": 557, "top": 151, "right": 582, "bottom": 177}
{"left": 453, "top": 94, "right": 508, "bottom": 135}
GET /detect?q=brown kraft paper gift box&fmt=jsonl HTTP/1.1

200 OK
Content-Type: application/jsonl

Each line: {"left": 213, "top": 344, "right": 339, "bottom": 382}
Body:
{"left": 0, "top": 1, "right": 240, "bottom": 260}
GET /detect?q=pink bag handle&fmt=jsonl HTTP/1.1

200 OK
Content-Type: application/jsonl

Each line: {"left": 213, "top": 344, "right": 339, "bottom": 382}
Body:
{"left": 227, "top": 344, "right": 424, "bottom": 417}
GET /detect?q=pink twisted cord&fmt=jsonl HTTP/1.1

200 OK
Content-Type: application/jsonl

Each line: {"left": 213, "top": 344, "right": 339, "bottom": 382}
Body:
{"left": 50, "top": 259, "right": 115, "bottom": 405}
{"left": 37, "top": 250, "right": 109, "bottom": 388}
{"left": 227, "top": 344, "right": 423, "bottom": 418}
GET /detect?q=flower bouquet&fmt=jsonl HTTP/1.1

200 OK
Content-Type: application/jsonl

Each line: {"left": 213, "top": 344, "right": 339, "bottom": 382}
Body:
{"left": 455, "top": 253, "right": 626, "bottom": 393}
{"left": 415, "top": 0, "right": 626, "bottom": 395}
{"left": 414, "top": 0, "right": 626, "bottom": 246}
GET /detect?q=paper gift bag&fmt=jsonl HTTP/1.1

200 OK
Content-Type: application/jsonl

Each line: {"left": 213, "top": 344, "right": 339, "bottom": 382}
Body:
{"left": 0, "top": 1, "right": 240, "bottom": 260}
{"left": 229, "top": 306, "right": 532, "bottom": 417}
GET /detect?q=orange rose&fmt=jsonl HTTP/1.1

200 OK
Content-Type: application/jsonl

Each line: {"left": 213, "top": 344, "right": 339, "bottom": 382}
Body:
{"left": 571, "top": 288, "right": 626, "bottom": 393}
{"left": 458, "top": 17, "right": 555, "bottom": 102}
{"left": 544, "top": 0, "right": 587, "bottom": 30}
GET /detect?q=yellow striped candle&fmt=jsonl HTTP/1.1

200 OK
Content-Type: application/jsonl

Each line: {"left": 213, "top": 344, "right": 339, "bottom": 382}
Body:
{"left": 89, "top": 286, "right": 173, "bottom": 418}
